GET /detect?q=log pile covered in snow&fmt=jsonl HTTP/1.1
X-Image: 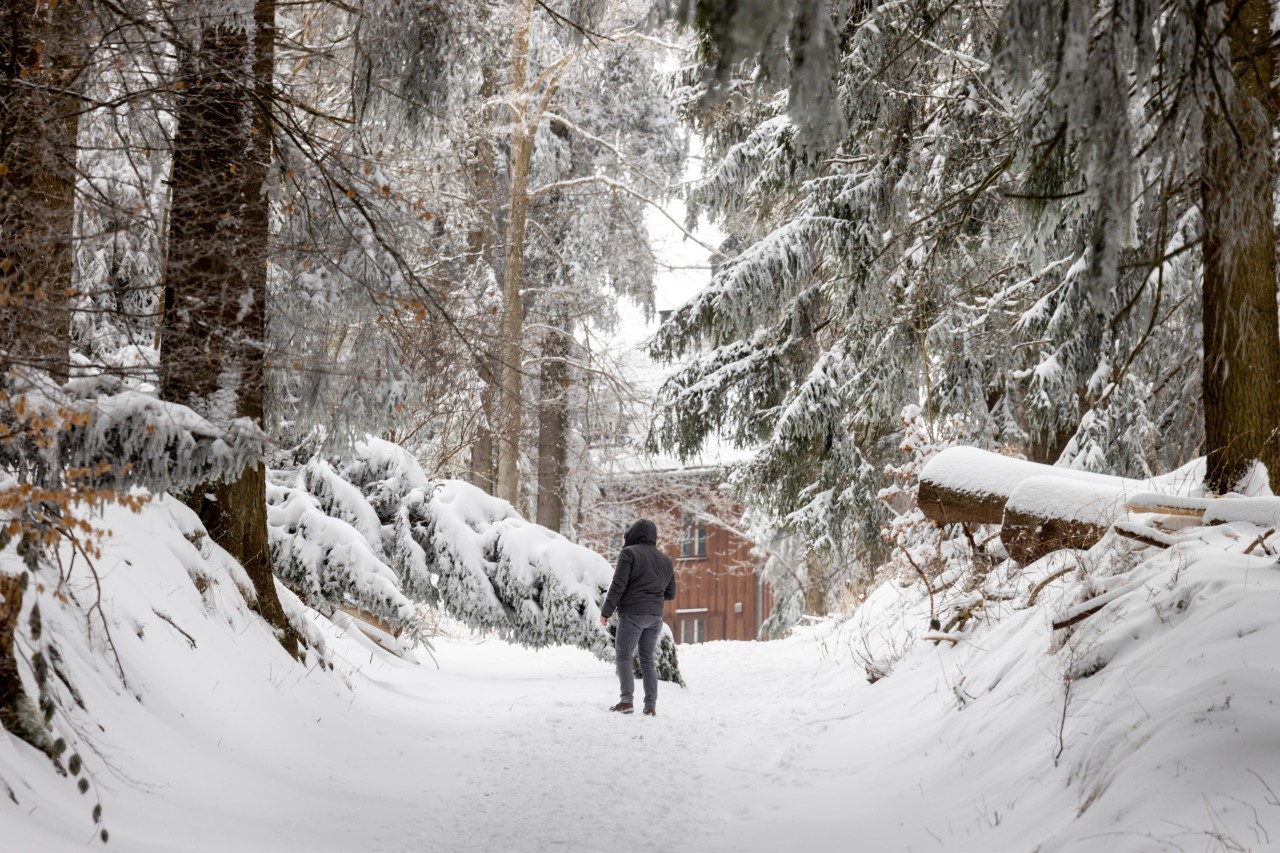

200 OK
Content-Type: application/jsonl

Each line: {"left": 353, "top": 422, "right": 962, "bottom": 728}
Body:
{"left": 916, "top": 446, "right": 1272, "bottom": 562}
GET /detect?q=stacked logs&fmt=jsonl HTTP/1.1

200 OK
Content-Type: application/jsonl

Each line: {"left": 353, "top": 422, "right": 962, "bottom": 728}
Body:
{"left": 916, "top": 447, "right": 1280, "bottom": 563}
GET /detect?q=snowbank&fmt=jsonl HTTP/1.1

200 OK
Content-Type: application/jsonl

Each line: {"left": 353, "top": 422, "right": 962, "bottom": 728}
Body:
{"left": 826, "top": 514, "right": 1280, "bottom": 850}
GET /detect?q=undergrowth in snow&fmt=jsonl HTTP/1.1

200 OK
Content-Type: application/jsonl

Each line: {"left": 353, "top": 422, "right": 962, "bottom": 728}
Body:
{"left": 832, "top": 502, "right": 1280, "bottom": 851}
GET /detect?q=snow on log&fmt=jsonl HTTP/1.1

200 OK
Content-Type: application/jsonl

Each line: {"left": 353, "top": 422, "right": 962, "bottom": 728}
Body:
{"left": 917, "top": 447, "right": 1194, "bottom": 564}
{"left": 1121, "top": 492, "right": 1210, "bottom": 517}
{"left": 917, "top": 447, "right": 1143, "bottom": 528}
{"left": 1124, "top": 493, "right": 1280, "bottom": 528}
{"left": 1001, "top": 476, "right": 1130, "bottom": 564}
{"left": 916, "top": 447, "right": 1043, "bottom": 525}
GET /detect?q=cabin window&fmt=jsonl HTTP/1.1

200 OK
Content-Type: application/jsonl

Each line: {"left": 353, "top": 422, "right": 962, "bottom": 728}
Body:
{"left": 680, "top": 509, "right": 708, "bottom": 558}
{"left": 680, "top": 617, "right": 705, "bottom": 644}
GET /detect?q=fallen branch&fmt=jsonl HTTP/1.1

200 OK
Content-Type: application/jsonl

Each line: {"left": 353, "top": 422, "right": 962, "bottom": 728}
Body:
{"left": 1051, "top": 604, "right": 1105, "bottom": 631}
{"left": 922, "top": 633, "right": 959, "bottom": 646}
{"left": 1112, "top": 521, "right": 1177, "bottom": 549}
{"left": 897, "top": 544, "right": 937, "bottom": 627}
{"left": 152, "top": 609, "right": 197, "bottom": 650}
{"left": 1027, "top": 565, "right": 1075, "bottom": 607}
{"left": 1243, "top": 528, "right": 1276, "bottom": 556}
{"left": 1051, "top": 578, "right": 1146, "bottom": 631}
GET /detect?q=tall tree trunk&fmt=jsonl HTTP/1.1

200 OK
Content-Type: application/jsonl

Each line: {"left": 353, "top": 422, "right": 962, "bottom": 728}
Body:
{"left": 469, "top": 351, "right": 499, "bottom": 492}
{"left": 467, "top": 65, "right": 500, "bottom": 494}
{"left": 536, "top": 323, "right": 570, "bottom": 532}
{"left": 160, "top": 1, "right": 295, "bottom": 653}
{"left": 495, "top": 0, "right": 537, "bottom": 506}
{"left": 0, "top": 572, "right": 36, "bottom": 750}
{"left": 1200, "top": 0, "right": 1280, "bottom": 494}
{"left": 803, "top": 551, "right": 828, "bottom": 616}
{"left": 0, "top": 0, "right": 79, "bottom": 382}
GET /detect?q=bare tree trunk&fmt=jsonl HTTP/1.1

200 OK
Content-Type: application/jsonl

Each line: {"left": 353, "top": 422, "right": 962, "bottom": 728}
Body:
{"left": 467, "top": 66, "right": 499, "bottom": 494}
{"left": 803, "top": 551, "right": 828, "bottom": 616}
{"left": 469, "top": 351, "right": 499, "bottom": 492}
{"left": 536, "top": 323, "right": 570, "bottom": 531}
{"left": 1200, "top": 0, "right": 1280, "bottom": 494}
{"left": 160, "top": 1, "right": 296, "bottom": 654}
{"left": 495, "top": 0, "right": 537, "bottom": 506}
{"left": 0, "top": 0, "right": 80, "bottom": 382}
{"left": 0, "top": 572, "right": 35, "bottom": 749}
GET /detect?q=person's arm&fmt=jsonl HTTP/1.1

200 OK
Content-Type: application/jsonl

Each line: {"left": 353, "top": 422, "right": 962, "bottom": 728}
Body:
{"left": 664, "top": 559, "right": 676, "bottom": 601}
{"left": 600, "top": 548, "right": 633, "bottom": 621}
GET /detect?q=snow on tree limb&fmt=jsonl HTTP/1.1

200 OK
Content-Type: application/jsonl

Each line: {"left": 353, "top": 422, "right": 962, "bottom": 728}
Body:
{"left": 267, "top": 436, "right": 619, "bottom": 657}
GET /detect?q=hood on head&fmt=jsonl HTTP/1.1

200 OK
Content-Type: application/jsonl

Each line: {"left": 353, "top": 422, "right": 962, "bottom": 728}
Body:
{"left": 624, "top": 518, "right": 657, "bottom": 547}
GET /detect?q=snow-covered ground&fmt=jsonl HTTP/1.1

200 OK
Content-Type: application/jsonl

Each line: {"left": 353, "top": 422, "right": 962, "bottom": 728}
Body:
{"left": 5, "top": 498, "right": 1280, "bottom": 852}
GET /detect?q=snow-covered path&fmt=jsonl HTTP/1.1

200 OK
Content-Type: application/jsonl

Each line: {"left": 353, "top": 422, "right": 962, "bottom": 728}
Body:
{"left": 306, "top": 638, "right": 837, "bottom": 853}
{"left": 11, "top": 629, "right": 864, "bottom": 853}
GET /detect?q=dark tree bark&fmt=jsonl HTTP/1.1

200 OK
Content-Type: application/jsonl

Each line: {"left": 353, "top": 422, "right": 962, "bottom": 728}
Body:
{"left": 160, "top": 1, "right": 295, "bottom": 653}
{"left": 1200, "top": 0, "right": 1280, "bottom": 494}
{"left": 0, "top": 572, "right": 30, "bottom": 744}
{"left": 466, "top": 67, "right": 500, "bottom": 495}
{"left": 916, "top": 479, "right": 1008, "bottom": 527}
{"left": 535, "top": 324, "right": 570, "bottom": 532}
{"left": 469, "top": 354, "right": 498, "bottom": 493}
{"left": 0, "top": 0, "right": 80, "bottom": 381}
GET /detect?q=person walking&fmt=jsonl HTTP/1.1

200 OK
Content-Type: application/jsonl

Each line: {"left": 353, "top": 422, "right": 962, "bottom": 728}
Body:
{"left": 599, "top": 518, "right": 676, "bottom": 716}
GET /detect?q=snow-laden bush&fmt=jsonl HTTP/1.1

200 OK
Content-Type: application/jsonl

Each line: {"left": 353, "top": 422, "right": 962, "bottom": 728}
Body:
{"left": 1, "top": 369, "right": 267, "bottom": 574}
{"left": 1, "top": 370, "right": 265, "bottom": 496}
{"left": 266, "top": 482, "right": 419, "bottom": 636}
{"left": 407, "top": 479, "right": 613, "bottom": 654}
{"left": 269, "top": 436, "right": 684, "bottom": 682}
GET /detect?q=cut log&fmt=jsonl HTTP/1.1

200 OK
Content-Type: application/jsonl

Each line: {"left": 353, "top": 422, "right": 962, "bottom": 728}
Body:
{"left": 918, "top": 447, "right": 1141, "bottom": 528}
{"left": 1124, "top": 492, "right": 1280, "bottom": 528}
{"left": 1204, "top": 497, "right": 1280, "bottom": 528}
{"left": 916, "top": 478, "right": 1008, "bottom": 526}
{"left": 913, "top": 448, "right": 1278, "bottom": 564}
{"left": 917, "top": 447, "right": 1049, "bottom": 526}
{"left": 1001, "top": 476, "right": 1128, "bottom": 564}
{"left": 1122, "top": 492, "right": 1211, "bottom": 517}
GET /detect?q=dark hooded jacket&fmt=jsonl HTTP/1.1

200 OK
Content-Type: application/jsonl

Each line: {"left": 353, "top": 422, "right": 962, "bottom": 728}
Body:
{"left": 601, "top": 519, "right": 676, "bottom": 618}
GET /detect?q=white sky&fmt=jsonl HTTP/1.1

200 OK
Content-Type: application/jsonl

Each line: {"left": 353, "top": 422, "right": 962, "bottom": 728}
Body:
{"left": 613, "top": 143, "right": 724, "bottom": 350}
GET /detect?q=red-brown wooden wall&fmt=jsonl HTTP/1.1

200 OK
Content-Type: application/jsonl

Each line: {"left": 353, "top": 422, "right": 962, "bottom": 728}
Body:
{"left": 582, "top": 481, "right": 772, "bottom": 643}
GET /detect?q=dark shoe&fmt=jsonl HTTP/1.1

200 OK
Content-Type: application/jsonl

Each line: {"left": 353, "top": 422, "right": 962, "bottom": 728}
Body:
{"left": 609, "top": 702, "right": 634, "bottom": 714}
{"left": 643, "top": 707, "right": 656, "bottom": 717}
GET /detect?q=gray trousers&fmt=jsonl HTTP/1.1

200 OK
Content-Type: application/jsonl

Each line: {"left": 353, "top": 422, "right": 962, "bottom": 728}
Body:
{"left": 615, "top": 613, "right": 663, "bottom": 708}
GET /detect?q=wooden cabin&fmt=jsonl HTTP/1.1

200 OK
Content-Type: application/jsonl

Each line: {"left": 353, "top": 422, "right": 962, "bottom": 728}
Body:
{"left": 579, "top": 468, "right": 772, "bottom": 643}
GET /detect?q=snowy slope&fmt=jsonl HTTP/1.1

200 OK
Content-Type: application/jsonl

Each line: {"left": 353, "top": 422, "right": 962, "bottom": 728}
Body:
{"left": 5, "top": 497, "right": 1280, "bottom": 852}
